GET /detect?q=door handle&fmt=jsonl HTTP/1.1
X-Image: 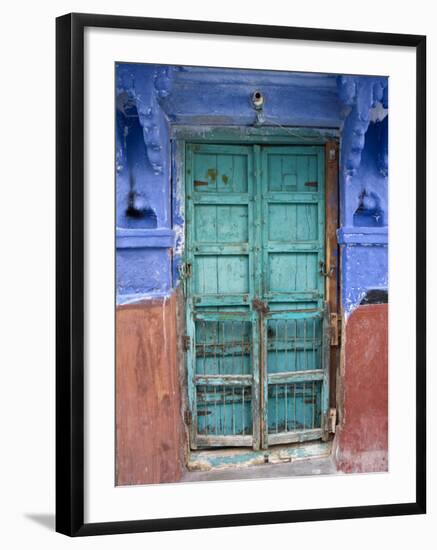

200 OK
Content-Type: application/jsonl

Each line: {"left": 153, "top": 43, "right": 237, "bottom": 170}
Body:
{"left": 319, "top": 261, "right": 335, "bottom": 278}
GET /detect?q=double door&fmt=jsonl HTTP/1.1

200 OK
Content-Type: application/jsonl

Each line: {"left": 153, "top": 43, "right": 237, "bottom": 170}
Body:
{"left": 184, "top": 143, "right": 329, "bottom": 450}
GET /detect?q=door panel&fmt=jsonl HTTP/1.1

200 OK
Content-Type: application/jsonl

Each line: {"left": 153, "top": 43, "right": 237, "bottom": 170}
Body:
{"left": 185, "top": 143, "right": 329, "bottom": 450}
{"left": 263, "top": 310, "right": 329, "bottom": 446}
{"left": 194, "top": 205, "right": 249, "bottom": 243}
{"left": 267, "top": 252, "right": 319, "bottom": 292}
{"left": 186, "top": 144, "right": 258, "bottom": 448}
{"left": 267, "top": 203, "right": 319, "bottom": 241}
{"left": 192, "top": 148, "right": 249, "bottom": 193}
{"left": 261, "top": 146, "right": 327, "bottom": 447}
{"left": 194, "top": 317, "right": 254, "bottom": 443}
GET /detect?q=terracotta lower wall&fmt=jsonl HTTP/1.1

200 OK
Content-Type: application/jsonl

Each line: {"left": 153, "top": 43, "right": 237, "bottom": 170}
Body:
{"left": 334, "top": 303, "right": 388, "bottom": 473}
{"left": 116, "top": 294, "right": 184, "bottom": 485}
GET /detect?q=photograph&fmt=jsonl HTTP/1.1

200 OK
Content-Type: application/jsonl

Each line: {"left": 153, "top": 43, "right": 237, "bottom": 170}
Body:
{"left": 115, "top": 62, "right": 389, "bottom": 486}
{"left": 0, "top": 1, "right": 430, "bottom": 546}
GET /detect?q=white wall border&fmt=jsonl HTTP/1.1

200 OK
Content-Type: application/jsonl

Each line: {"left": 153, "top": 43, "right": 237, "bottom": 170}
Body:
{"left": 84, "top": 26, "right": 416, "bottom": 523}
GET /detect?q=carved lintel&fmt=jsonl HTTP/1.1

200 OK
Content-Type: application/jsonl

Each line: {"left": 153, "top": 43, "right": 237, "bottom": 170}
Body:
{"left": 116, "top": 65, "right": 176, "bottom": 175}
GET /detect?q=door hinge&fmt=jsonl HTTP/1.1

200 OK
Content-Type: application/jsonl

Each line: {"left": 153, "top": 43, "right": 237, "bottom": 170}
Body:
{"left": 328, "top": 408, "right": 337, "bottom": 433}
{"left": 322, "top": 408, "right": 337, "bottom": 440}
{"left": 179, "top": 262, "right": 192, "bottom": 279}
{"left": 328, "top": 145, "right": 337, "bottom": 162}
{"left": 319, "top": 260, "right": 335, "bottom": 278}
{"left": 184, "top": 410, "right": 192, "bottom": 425}
{"left": 330, "top": 312, "right": 341, "bottom": 346}
{"left": 182, "top": 335, "right": 191, "bottom": 351}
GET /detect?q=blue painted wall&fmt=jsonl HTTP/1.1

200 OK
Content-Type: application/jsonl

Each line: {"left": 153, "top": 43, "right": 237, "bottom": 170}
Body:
{"left": 115, "top": 63, "right": 388, "bottom": 313}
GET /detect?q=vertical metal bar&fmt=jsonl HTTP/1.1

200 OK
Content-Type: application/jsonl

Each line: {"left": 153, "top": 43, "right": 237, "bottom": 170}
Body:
{"left": 276, "top": 384, "right": 279, "bottom": 433}
{"left": 285, "top": 383, "right": 288, "bottom": 432}
{"left": 312, "top": 381, "right": 315, "bottom": 429}
{"left": 204, "top": 386, "right": 208, "bottom": 436}
{"left": 215, "top": 383, "right": 218, "bottom": 435}
{"left": 223, "top": 383, "right": 226, "bottom": 436}
{"left": 222, "top": 321, "right": 225, "bottom": 375}
{"left": 259, "top": 314, "right": 267, "bottom": 449}
{"left": 231, "top": 320, "right": 235, "bottom": 375}
{"left": 304, "top": 319, "right": 307, "bottom": 371}
{"left": 232, "top": 386, "right": 235, "bottom": 435}
{"left": 214, "top": 322, "right": 217, "bottom": 374}
{"left": 242, "top": 386, "right": 245, "bottom": 435}
{"left": 322, "top": 303, "right": 331, "bottom": 440}
{"left": 213, "top": 322, "right": 217, "bottom": 435}
{"left": 275, "top": 320, "right": 279, "bottom": 373}
{"left": 204, "top": 327, "right": 208, "bottom": 436}
{"left": 303, "top": 382, "right": 306, "bottom": 430}
{"left": 312, "top": 317, "right": 316, "bottom": 370}
{"left": 241, "top": 322, "right": 244, "bottom": 373}
{"left": 223, "top": 322, "right": 226, "bottom": 435}
{"left": 202, "top": 321, "right": 206, "bottom": 375}
{"left": 294, "top": 319, "right": 297, "bottom": 371}
{"left": 240, "top": 322, "right": 245, "bottom": 435}
{"left": 294, "top": 383, "right": 297, "bottom": 431}
{"left": 285, "top": 320, "right": 288, "bottom": 370}
{"left": 230, "top": 320, "right": 236, "bottom": 436}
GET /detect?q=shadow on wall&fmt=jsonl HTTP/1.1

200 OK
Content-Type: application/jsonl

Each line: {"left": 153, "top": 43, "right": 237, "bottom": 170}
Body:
{"left": 353, "top": 189, "right": 384, "bottom": 227}
{"left": 352, "top": 117, "right": 388, "bottom": 228}
{"left": 116, "top": 94, "right": 158, "bottom": 229}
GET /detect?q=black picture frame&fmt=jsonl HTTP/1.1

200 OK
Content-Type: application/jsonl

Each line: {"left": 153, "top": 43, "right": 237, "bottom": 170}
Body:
{"left": 56, "top": 12, "right": 426, "bottom": 537}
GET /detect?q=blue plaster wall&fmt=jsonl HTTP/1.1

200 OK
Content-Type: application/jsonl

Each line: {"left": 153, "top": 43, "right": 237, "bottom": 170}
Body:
{"left": 337, "top": 76, "right": 388, "bottom": 313}
{"left": 115, "top": 63, "right": 388, "bottom": 313}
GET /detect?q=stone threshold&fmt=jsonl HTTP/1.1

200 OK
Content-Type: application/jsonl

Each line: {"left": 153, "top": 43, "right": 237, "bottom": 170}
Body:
{"left": 186, "top": 440, "right": 333, "bottom": 474}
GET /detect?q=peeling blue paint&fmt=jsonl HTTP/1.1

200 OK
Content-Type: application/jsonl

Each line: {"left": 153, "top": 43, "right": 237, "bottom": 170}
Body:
{"left": 339, "top": 113, "right": 388, "bottom": 314}
{"left": 115, "top": 63, "right": 388, "bottom": 313}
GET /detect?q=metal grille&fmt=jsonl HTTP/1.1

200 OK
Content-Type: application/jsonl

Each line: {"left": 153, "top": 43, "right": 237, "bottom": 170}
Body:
{"left": 266, "top": 315, "right": 324, "bottom": 436}
{"left": 195, "top": 319, "right": 252, "bottom": 376}
{"left": 267, "top": 381, "right": 322, "bottom": 434}
{"left": 194, "top": 318, "right": 253, "bottom": 438}
{"left": 197, "top": 385, "right": 252, "bottom": 436}
{"left": 266, "top": 317, "right": 322, "bottom": 373}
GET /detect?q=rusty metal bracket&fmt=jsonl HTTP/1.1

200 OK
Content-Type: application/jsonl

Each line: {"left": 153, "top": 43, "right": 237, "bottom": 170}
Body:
{"left": 179, "top": 262, "right": 192, "bottom": 280}
{"left": 328, "top": 408, "right": 337, "bottom": 433}
{"left": 184, "top": 409, "right": 192, "bottom": 425}
{"left": 330, "top": 313, "right": 341, "bottom": 346}
{"left": 319, "top": 260, "right": 335, "bottom": 278}
{"left": 328, "top": 145, "right": 337, "bottom": 162}
{"left": 252, "top": 298, "right": 269, "bottom": 314}
{"left": 182, "top": 335, "right": 191, "bottom": 352}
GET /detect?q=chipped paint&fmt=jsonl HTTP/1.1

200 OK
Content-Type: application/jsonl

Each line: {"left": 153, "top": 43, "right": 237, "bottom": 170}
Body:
{"left": 116, "top": 64, "right": 388, "bottom": 316}
{"left": 115, "top": 64, "right": 389, "bottom": 481}
{"left": 188, "top": 441, "right": 332, "bottom": 471}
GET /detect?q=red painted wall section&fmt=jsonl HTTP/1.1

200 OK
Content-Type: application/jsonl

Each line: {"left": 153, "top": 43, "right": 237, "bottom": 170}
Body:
{"left": 116, "top": 294, "right": 184, "bottom": 486}
{"left": 334, "top": 303, "right": 388, "bottom": 473}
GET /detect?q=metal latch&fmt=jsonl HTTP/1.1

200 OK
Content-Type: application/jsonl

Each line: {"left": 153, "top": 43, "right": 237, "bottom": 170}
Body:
{"left": 330, "top": 313, "right": 341, "bottom": 346}
{"left": 328, "top": 146, "right": 337, "bottom": 162}
{"left": 184, "top": 410, "right": 192, "bottom": 425}
{"left": 252, "top": 298, "right": 269, "bottom": 314}
{"left": 319, "top": 260, "right": 335, "bottom": 278}
{"left": 182, "top": 335, "right": 191, "bottom": 351}
{"left": 328, "top": 408, "right": 337, "bottom": 433}
{"left": 322, "top": 408, "right": 337, "bottom": 440}
{"left": 179, "top": 262, "right": 192, "bottom": 279}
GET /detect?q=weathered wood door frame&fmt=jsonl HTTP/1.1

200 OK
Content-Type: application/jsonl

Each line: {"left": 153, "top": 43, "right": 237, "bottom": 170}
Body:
{"left": 172, "top": 127, "right": 339, "bottom": 452}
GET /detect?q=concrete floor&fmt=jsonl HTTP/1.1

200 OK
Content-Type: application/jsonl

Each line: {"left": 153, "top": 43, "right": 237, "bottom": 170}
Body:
{"left": 181, "top": 455, "right": 337, "bottom": 482}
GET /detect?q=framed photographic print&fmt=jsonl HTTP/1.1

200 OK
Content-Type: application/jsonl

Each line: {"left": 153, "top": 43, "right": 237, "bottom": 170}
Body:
{"left": 56, "top": 12, "right": 426, "bottom": 536}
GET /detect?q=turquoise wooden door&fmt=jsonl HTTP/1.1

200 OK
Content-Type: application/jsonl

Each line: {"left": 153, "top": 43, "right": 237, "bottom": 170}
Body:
{"left": 184, "top": 143, "right": 329, "bottom": 450}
